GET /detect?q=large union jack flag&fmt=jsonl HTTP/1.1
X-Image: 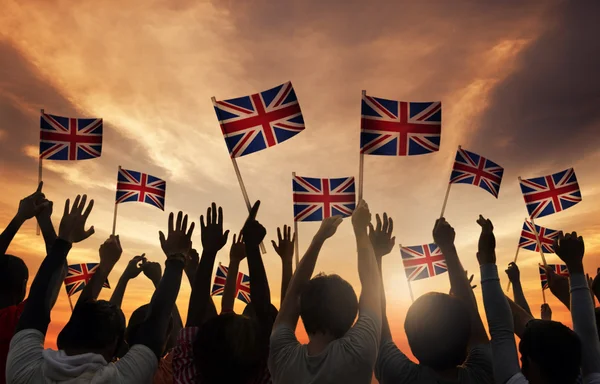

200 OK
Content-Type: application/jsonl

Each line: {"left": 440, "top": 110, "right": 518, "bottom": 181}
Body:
{"left": 292, "top": 176, "right": 355, "bottom": 222}
{"left": 39, "top": 113, "right": 103, "bottom": 160}
{"left": 519, "top": 221, "right": 559, "bottom": 254}
{"left": 116, "top": 168, "right": 166, "bottom": 211}
{"left": 539, "top": 264, "right": 569, "bottom": 290}
{"left": 360, "top": 93, "right": 441, "bottom": 156}
{"left": 449, "top": 147, "right": 504, "bottom": 198}
{"left": 210, "top": 263, "right": 251, "bottom": 304}
{"left": 520, "top": 168, "right": 582, "bottom": 219}
{"left": 214, "top": 81, "right": 305, "bottom": 158}
{"left": 64, "top": 263, "right": 110, "bottom": 297}
{"left": 400, "top": 244, "right": 447, "bottom": 282}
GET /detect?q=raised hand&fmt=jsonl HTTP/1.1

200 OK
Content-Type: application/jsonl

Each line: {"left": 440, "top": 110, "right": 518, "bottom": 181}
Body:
{"left": 317, "top": 216, "right": 344, "bottom": 241}
{"left": 230, "top": 233, "right": 247, "bottom": 263}
{"left": 505, "top": 262, "right": 521, "bottom": 283}
{"left": 99, "top": 235, "right": 123, "bottom": 267}
{"left": 160, "top": 211, "right": 195, "bottom": 259}
{"left": 554, "top": 231, "right": 585, "bottom": 274}
{"left": 200, "top": 203, "right": 229, "bottom": 253}
{"left": 432, "top": 217, "right": 455, "bottom": 249}
{"left": 272, "top": 225, "right": 295, "bottom": 262}
{"left": 541, "top": 303, "right": 552, "bottom": 320}
{"left": 123, "top": 254, "right": 146, "bottom": 280}
{"left": 241, "top": 201, "right": 266, "bottom": 247}
{"left": 58, "top": 195, "right": 95, "bottom": 243}
{"left": 142, "top": 261, "right": 162, "bottom": 286}
{"left": 36, "top": 199, "right": 53, "bottom": 222}
{"left": 17, "top": 182, "right": 50, "bottom": 221}
{"left": 368, "top": 212, "right": 395, "bottom": 259}
{"left": 351, "top": 199, "right": 371, "bottom": 232}
{"left": 476, "top": 215, "right": 496, "bottom": 265}
{"left": 544, "top": 264, "right": 571, "bottom": 308}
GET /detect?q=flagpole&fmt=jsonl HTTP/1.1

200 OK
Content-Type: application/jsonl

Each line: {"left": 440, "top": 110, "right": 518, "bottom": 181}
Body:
{"left": 542, "top": 286, "right": 547, "bottom": 304}
{"left": 506, "top": 246, "right": 520, "bottom": 292}
{"left": 67, "top": 293, "right": 74, "bottom": 312}
{"left": 407, "top": 280, "right": 415, "bottom": 303}
{"left": 530, "top": 216, "right": 548, "bottom": 266}
{"left": 358, "top": 90, "right": 366, "bottom": 201}
{"left": 440, "top": 144, "right": 460, "bottom": 218}
{"left": 212, "top": 96, "right": 266, "bottom": 254}
{"left": 112, "top": 166, "right": 121, "bottom": 236}
{"left": 292, "top": 172, "right": 300, "bottom": 268}
{"left": 36, "top": 109, "right": 45, "bottom": 236}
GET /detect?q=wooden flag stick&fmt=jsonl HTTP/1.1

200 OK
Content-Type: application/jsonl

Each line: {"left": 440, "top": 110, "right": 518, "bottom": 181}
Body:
{"left": 212, "top": 96, "right": 266, "bottom": 254}
{"left": 358, "top": 90, "right": 366, "bottom": 201}
{"left": 112, "top": 166, "right": 121, "bottom": 236}
{"left": 530, "top": 217, "right": 548, "bottom": 266}
{"left": 292, "top": 172, "right": 300, "bottom": 268}
{"left": 440, "top": 145, "right": 460, "bottom": 218}
{"left": 506, "top": 246, "right": 521, "bottom": 292}
{"left": 542, "top": 286, "right": 547, "bottom": 304}
{"left": 67, "top": 293, "right": 74, "bottom": 312}
{"left": 407, "top": 280, "right": 415, "bottom": 303}
{"left": 36, "top": 109, "right": 45, "bottom": 236}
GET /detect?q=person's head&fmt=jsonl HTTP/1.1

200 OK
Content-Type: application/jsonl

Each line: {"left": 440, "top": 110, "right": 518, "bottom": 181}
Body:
{"left": 519, "top": 320, "right": 581, "bottom": 384}
{"left": 0, "top": 254, "right": 28, "bottom": 307}
{"left": 124, "top": 304, "right": 173, "bottom": 357}
{"left": 300, "top": 273, "right": 358, "bottom": 339}
{"left": 404, "top": 292, "right": 471, "bottom": 371}
{"left": 57, "top": 299, "right": 126, "bottom": 362}
{"left": 194, "top": 312, "right": 263, "bottom": 383}
{"left": 242, "top": 302, "right": 279, "bottom": 321}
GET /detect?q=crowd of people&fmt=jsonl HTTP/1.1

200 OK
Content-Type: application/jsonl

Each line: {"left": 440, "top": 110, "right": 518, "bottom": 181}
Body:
{"left": 1, "top": 183, "right": 600, "bottom": 384}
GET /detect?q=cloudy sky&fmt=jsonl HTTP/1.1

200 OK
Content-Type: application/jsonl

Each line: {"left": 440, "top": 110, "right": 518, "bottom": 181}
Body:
{"left": 2, "top": 0, "right": 600, "bottom": 362}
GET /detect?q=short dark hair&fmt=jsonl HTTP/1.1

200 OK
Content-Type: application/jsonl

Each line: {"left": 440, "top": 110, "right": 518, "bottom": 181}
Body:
{"left": 57, "top": 300, "right": 126, "bottom": 353}
{"left": 404, "top": 292, "right": 471, "bottom": 370}
{"left": 0, "top": 255, "right": 28, "bottom": 304}
{"left": 194, "top": 313, "right": 264, "bottom": 383}
{"left": 519, "top": 320, "right": 581, "bottom": 384}
{"left": 124, "top": 304, "right": 173, "bottom": 357}
{"left": 300, "top": 273, "right": 358, "bottom": 339}
{"left": 242, "top": 302, "right": 279, "bottom": 322}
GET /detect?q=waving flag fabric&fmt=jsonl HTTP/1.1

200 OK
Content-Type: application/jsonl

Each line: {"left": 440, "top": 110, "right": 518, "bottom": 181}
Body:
{"left": 40, "top": 112, "right": 103, "bottom": 160}
{"left": 449, "top": 147, "right": 504, "bottom": 198}
{"left": 210, "top": 263, "right": 251, "bottom": 304}
{"left": 292, "top": 175, "right": 355, "bottom": 222}
{"left": 360, "top": 93, "right": 441, "bottom": 156}
{"left": 116, "top": 168, "right": 166, "bottom": 211}
{"left": 539, "top": 264, "right": 569, "bottom": 290}
{"left": 520, "top": 168, "right": 582, "bottom": 219}
{"left": 519, "top": 221, "right": 559, "bottom": 254}
{"left": 213, "top": 81, "right": 305, "bottom": 158}
{"left": 64, "top": 263, "right": 110, "bottom": 297}
{"left": 400, "top": 244, "right": 447, "bottom": 282}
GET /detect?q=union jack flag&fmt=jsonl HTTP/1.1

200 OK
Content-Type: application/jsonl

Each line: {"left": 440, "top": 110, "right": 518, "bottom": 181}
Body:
{"left": 400, "top": 244, "right": 447, "bottom": 282}
{"left": 519, "top": 221, "right": 559, "bottom": 254}
{"left": 520, "top": 168, "right": 582, "bottom": 219}
{"left": 39, "top": 112, "right": 103, "bottom": 160}
{"left": 116, "top": 168, "right": 166, "bottom": 211}
{"left": 64, "top": 263, "right": 110, "bottom": 297}
{"left": 210, "top": 263, "right": 251, "bottom": 304}
{"left": 539, "top": 264, "right": 569, "bottom": 290}
{"left": 292, "top": 175, "right": 355, "bottom": 222}
{"left": 449, "top": 147, "right": 504, "bottom": 198}
{"left": 213, "top": 81, "right": 305, "bottom": 158}
{"left": 360, "top": 93, "right": 441, "bottom": 156}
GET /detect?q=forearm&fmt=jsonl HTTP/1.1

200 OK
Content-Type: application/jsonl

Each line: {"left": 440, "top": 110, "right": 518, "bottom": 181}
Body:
{"left": 37, "top": 216, "right": 57, "bottom": 254}
{"left": 480, "top": 264, "right": 521, "bottom": 384}
{"left": 570, "top": 273, "right": 600, "bottom": 375}
{"left": 355, "top": 229, "right": 381, "bottom": 316}
{"left": 187, "top": 249, "right": 217, "bottom": 327}
{"left": 77, "top": 261, "right": 113, "bottom": 305}
{"left": 0, "top": 214, "right": 25, "bottom": 255}
{"left": 136, "top": 259, "right": 184, "bottom": 357}
{"left": 48, "top": 262, "right": 68, "bottom": 309}
{"left": 378, "top": 259, "right": 392, "bottom": 341}
{"left": 280, "top": 259, "right": 293, "bottom": 303}
{"left": 17, "top": 239, "right": 72, "bottom": 334}
{"left": 511, "top": 281, "right": 533, "bottom": 316}
{"left": 505, "top": 295, "right": 534, "bottom": 338}
{"left": 165, "top": 305, "right": 184, "bottom": 353}
{"left": 247, "top": 244, "right": 272, "bottom": 323}
{"left": 109, "top": 276, "right": 131, "bottom": 308}
{"left": 222, "top": 260, "right": 241, "bottom": 312}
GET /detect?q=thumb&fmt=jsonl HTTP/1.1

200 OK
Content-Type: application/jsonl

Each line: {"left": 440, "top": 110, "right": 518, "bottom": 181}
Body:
{"left": 271, "top": 240, "right": 279, "bottom": 253}
{"left": 84, "top": 226, "right": 95, "bottom": 239}
{"left": 36, "top": 181, "right": 44, "bottom": 193}
{"left": 159, "top": 231, "right": 166, "bottom": 247}
{"left": 223, "top": 230, "right": 230, "bottom": 242}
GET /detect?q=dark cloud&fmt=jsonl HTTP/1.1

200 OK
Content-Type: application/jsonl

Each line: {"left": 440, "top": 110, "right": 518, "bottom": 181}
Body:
{"left": 472, "top": 0, "right": 600, "bottom": 167}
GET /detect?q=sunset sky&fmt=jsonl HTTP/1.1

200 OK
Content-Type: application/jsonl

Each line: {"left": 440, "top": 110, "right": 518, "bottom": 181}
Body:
{"left": 2, "top": 0, "right": 600, "bottom": 365}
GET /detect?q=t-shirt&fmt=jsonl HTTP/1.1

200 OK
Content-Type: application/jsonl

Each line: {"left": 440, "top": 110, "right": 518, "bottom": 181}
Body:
{"left": 375, "top": 340, "right": 493, "bottom": 384}
{"left": 268, "top": 311, "right": 381, "bottom": 384}
{"left": 0, "top": 300, "right": 26, "bottom": 384}
{"left": 6, "top": 329, "right": 158, "bottom": 383}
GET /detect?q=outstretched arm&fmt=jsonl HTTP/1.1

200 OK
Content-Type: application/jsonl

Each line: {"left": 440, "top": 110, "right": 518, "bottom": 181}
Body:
{"left": 434, "top": 217, "right": 488, "bottom": 346}
{"left": 274, "top": 216, "right": 343, "bottom": 330}
{"left": 222, "top": 233, "right": 245, "bottom": 313}
{"left": 272, "top": 225, "right": 295, "bottom": 303}
{"left": 186, "top": 203, "right": 229, "bottom": 327}
{"left": 78, "top": 235, "right": 122, "bottom": 305}
{"left": 505, "top": 262, "right": 533, "bottom": 316}
{"left": 109, "top": 254, "right": 146, "bottom": 308}
{"left": 505, "top": 295, "right": 534, "bottom": 338}
{"left": 17, "top": 195, "right": 95, "bottom": 335}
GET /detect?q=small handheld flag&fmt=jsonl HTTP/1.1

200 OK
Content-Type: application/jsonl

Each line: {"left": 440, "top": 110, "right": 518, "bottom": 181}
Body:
{"left": 292, "top": 175, "right": 356, "bottom": 222}
{"left": 539, "top": 264, "right": 569, "bottom": 290}
{"left": 519, "top": 221, "right": 559, "bottom": 254}
{"left": 449, "top": 147, "right": 504, "bottom": 198}
{"left": 64, "top": 263, "right": 110, "bottom": 297}
{"left": 116, "top": 168, "right": 166, "bottom": 211}
{"left": 211, "top": 263, "right": 251, "bottom": 304}
{"left": 400, "top": 244, "right": 447, "bottom": 282}
{"left": 519, "top": 168, "right": 582, "bottom": 219}
{"left": 40, "top": 112, "right": 103, "bottom": 161}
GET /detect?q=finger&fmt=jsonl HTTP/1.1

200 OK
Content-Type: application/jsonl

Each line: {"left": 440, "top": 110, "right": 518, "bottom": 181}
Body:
{"left": 277, "top": 227, "right": 283, "bottom": 243}
{"left": 271, "top": 240, "right": 279, "bottom": 253}
{"left": 388, "top": 217, "right": 394, "bottom": 235}
{"left": 239, "top": 233, "right": 243, "bottom": 243}
{"left": 182, "top": 214, "right": 188, "bottom": 233}
{"left": 390, "top": 236, "right": 396, "bottom": 246}
{"left": 368, "top": 223, "right": 375, "bottom": 236}
{"left": 382, "top": 212, "right": 389, "bottom": 233}
{"left": 82, "top": 199, "right": 94, "bottom": 219}
{"left": 64, "top": 198, "right": 71, "bottom": 216}
{"left": 168, "top": 212, "right": 174, "bottom": 235}
{"left": 233, "top": 233, "right": 237, "bottom": 244}
{"left": 223, "top": 230, "right": 230, "bottom": 243}
{"left": 292, "top": 231, "right": 296, "bottom": 245}
{"left": 211, "top": 202, "right": 217, "bottom": 224}
{"left": 78, "top": 195, "right": 87, "bottom": 214}
{"left": 249, "top": 201, "right": 260, "bottom": 221}
{"left": 375, "top": 214, "right": 382, "bottom": 232}
{"left": 187, "top": 222, "right": 195, "bottom": 237}
{"left": 115, "top": 234, "right": 121, "bottom": 249}
{"left": 159, "top": 231, "right": 166, "bottom": 247}
{"left": 217, "top": 205, "right": 223, "bottom": 227}
{"left": 206, "top": 206, "right": 212, "bottom": 225}
{"left": 72, "top": 195, "right": 81, "bottom": 213}
{"left": 200, "top": 215, "right": 206, "bottom": 230}
{"left": 286, "top": 225, "right": 291, "bottom": 240}
{"left": 36, "top": 181, "right": 43, "bottom": 193}
{"left": 83, "top": 226, "right": 95, "bottom": 240}
{"left": 176, "top": 211, "right": 183, "bottom": 232}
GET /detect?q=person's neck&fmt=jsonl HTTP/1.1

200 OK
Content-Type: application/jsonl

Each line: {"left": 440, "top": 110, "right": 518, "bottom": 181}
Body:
{"left": 306, "top": 333, "right": 336, "bottom": 356}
